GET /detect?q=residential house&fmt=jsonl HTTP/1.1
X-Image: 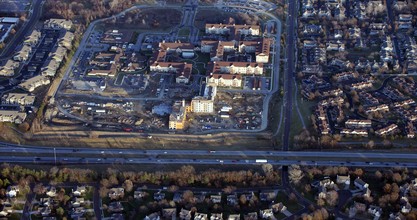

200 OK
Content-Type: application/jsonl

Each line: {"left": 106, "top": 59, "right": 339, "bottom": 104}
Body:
{"left": 153, "top": 192, "right": 165, "bottom": 201}
{"left": 108, "top": 201, "right": 124, "bottom": 212}
{"left": 162, "top": 208, "right": 176, "bottom": 219}
{"left": 173, "top": 192, "right": 182, "bottom": 202}
{"left": 19, "top": 75, "right": 51, "bottom": 92}
{"left": 2, "top": 93, "right": 35, "bottom": 106}
{"left": 227, "top": 194, "right": 238, "bottom": 205}
{"left": 144, "top": 212, "right": 160, "bottom": 220}
{"left": 46, "top": 186, "right": 56, "bottom": 197}
{"left": 134, "top": 190, "right": 146, "bottom": 199}
{"left": 210, "top": 195, "right": 222, "bottom": 203}
{"left": 210, "top": 213, "right": 223, "bottom": 220}
{"left": 354, "top": 178, "right": 369, "bottom": 190}
{"left": 70, "top": 206, "right": 86, "bottom": 219}
{"left": 336, "top": 175, "right": 350, "bottom": 185}
{"left": 179, "top": 208, "right": 192, "bottom": 220}
{"left": 259, "top": 190, "right": 277, "bottom": 202}
{"left": 259, "top": 209, "right": 273, "bottom": 219}
{"left": 194, "top": 213, "right": 208, "bottom": 220}
{"left": 244, "top": 212, "right": 258, "bottom": 220}
{"left": 72, "top": 186, "right": 86, "bottom": 197}
{"left": 272, "top": 202, "right": 287, "bottom": 213}
{"left": 71, "top": 197, "right": 85, "bottom": 208}
{"left": 6, "top": 186, "right": 19, "bottom": 198}
{"left": 368, "top": 205, "right": 382, "bottom": 220}
{"left": 38, "top": 206, "right": 52, "bottom": 217}
{"left": 108, "top": 188, "right": 125, "bottom": 200}
{"left": 228, "top": 214, "right": 241, "bottom": 220}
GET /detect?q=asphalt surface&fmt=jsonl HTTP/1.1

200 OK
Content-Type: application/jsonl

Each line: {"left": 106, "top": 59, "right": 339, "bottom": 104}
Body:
{"left": 0, "top": 0, "right": 44, "bottom": 61}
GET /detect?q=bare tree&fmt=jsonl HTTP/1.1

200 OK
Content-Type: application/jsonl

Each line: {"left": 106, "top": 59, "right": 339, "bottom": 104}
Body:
{"left": 289, "top": 165, "right": 304, "bottom": 185}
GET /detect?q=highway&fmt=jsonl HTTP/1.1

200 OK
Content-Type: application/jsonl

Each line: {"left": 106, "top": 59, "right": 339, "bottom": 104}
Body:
{"left": 1, "top": 142, "right": 417, "bottom": 167}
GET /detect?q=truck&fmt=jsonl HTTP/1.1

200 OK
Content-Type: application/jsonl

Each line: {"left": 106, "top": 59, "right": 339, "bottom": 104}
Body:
{"left": 255, "top": 159, "right": 268, "bottom": 163}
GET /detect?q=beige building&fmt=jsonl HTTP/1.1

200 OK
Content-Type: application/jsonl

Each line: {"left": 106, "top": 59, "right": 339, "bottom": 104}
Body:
{"left": 150, "top": 62, "right": 192, "bottom": 84}
{"left": 19, "top": 75, "right": 51, "bottom": 92}
{"left": 205, "top": 24, "right": 260, "bottom": 39}
{"left": 0, "top": 110, "right": 26, "bottom": 124}
{"left": 41, "top": 59, "right": 60, "bottom": 76}
{"left": 191, "top": 97, "right": 214, "bottom": 113}
{"left": 58, "top": 31, "right": 75, "bottom": 49}
{"left": 200, "top": 40, "right": 236, "bottom": 61}
{"left": 0, "top": 59, "right": 19, "bottom": 76}
{"left": 24, "top": 29, "right": 41, "bottom": 46}
{"left": 207, "top": 73, "right": 242, "bottom": 88}
{"left": 13, "top": 45, "right": 32, "bottom": 61}
{"left": 238, "top": 38, "right": 272, "bottom": 63}
{"left": 2, "top": 93, "right": 35, "bottom": 106}
{"left": 209, "top": 61, "right": 264, "bottom": 75}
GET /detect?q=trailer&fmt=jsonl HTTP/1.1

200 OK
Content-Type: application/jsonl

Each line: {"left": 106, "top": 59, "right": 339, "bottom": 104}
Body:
{"left": 256, "top": 159, "right": 268, "bottom": 163}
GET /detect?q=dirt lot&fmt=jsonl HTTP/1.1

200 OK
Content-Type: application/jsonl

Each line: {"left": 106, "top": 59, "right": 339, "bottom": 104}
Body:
{"left": 188, "top": 92, "right": 265, "bottom": 132}
{"left": 194, "top": 9, "right": 261, "bottom": 29}
{"left": 16, "top": 128, "right": 273, "bottom": 150}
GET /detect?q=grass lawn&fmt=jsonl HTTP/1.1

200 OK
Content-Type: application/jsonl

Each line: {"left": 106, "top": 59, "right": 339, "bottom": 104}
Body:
{"left": 178, "top": 28, "right": 191, "bottom": 37}
{"left": 289, "top": 86, "right": 316, "bottom": 148}
{"left": 275, "top": 191, "right": 303, "bottom": 213}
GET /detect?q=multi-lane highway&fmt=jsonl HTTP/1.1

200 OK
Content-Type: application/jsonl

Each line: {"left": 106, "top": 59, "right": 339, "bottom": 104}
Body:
{"left": 1, "top": 142, "right": 417, "bottom": 167}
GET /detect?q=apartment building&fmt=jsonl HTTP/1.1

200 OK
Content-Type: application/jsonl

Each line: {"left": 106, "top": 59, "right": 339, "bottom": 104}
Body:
{"left": 2, "top": 93, "right": 35, "bottom": 106}
{"left": 44, "top": 19, "right": 73, "bottom": 30}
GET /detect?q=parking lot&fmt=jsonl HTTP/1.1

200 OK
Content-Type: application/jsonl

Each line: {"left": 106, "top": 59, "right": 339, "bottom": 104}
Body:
{"left": 0, "top": 0, "right": 30, "bottom": 12}
{"left": 18, "top": 29, "right": 60, "bottom": 81}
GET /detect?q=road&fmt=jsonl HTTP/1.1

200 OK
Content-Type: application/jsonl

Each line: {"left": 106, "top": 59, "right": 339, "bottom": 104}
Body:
{"left": 2, "top": 142, "right": 417, "bottom": 166}
{"left": 0, "top": 0, "right": 44, "bottom": 61}
{"left": 279, "top": 0, "right": 316, "bottom": 219}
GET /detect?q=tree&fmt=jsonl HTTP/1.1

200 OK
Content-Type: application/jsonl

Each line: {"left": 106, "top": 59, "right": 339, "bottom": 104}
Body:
{"left": 289, "top": 165, "right": 304, "bottom": 185}
{"left": 183, "top": 190, "right": 194, "bottom": 203}
{"left": 353, "top": 168, "right": 364, "bottom": 177}
{"left": 326, "top": 190, "right": 339, "bottom": 206}
{"left": 123, "top": 179, "right": 133, "bottom": 192}
{"left": 392, "top": 173, "right": 402, "bottom": 183}
{"left": 56, "top": 207, "right": 64, "bottom": 216}
{"left": 239, "top": 194, "right": 247, "bottom": 205}
{"left": 375, "top": 171, "right": 383, "bottom": 180}
{"left": 366, "top": 140, "right": 375, "bottom": 149}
